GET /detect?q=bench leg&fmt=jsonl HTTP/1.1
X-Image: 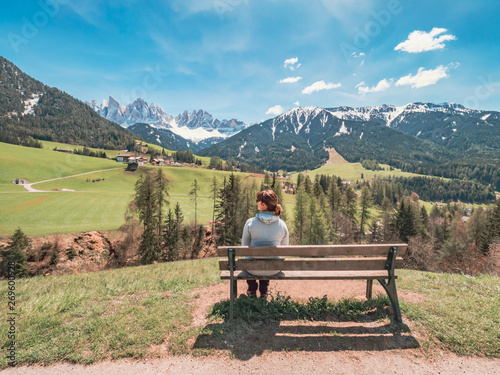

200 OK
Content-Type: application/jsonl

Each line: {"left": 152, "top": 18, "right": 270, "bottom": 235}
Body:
{"left": 366, "top": 279, "right": 373, "bottom": 299}
{"left": 377, "top": 278, "right": 403, "bottom": 323}
{"left": 228, "top": 248, "right": 236, "bottom": 320}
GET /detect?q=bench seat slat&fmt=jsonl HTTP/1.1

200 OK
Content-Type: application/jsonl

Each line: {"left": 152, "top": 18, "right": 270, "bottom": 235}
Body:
{"left": 220, "top": 270, "right": 396, "bottom": 280}
{"left": 217, "top": 244, "right": 407, "bottom": 257}
{"left": 219, "top": 258, "right": 404, "bottom": 271}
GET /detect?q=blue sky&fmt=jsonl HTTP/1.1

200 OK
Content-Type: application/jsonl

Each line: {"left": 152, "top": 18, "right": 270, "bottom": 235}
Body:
{"left": 1, "top": 0, "right": 500, "bottom": 124}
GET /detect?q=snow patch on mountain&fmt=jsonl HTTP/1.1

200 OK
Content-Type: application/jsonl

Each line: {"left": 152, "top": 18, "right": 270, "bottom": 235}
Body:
{"left": 22, "top": 94, "right": 41, "bottom": 115}
{"left": 334, "top": 121, "right": 350, "bottom": 136}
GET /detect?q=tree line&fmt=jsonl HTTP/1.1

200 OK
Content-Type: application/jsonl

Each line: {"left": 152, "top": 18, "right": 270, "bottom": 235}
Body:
{"left": 3, "top": 170, "right": 499, "bottom": 277}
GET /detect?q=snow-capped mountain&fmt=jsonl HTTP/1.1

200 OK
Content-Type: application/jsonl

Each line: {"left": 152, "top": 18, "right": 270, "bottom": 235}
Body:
{"left": 200, "top": 102, "right": 500, "bottom": 172}
{"left": 325, "top": 102, "right": 496, "bottom": 127}
{"left": 326, "top": 102, "right": 500, "bottom": 151}
{"left": 86, "top": 97, "right": 247, "bottom": 144}
{"left": 87, "top": 97, "right": 174, "bottom": 128}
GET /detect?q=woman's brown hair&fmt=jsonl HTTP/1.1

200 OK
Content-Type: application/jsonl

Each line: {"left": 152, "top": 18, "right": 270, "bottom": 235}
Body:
{"left": 257, "top": 189, "right": 283, "bottom": 216}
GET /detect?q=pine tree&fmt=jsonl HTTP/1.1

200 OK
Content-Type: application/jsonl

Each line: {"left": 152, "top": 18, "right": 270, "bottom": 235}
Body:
{"left": 341, "top": 186, "right": 358, "bottom": 228}
{"left": 210, "top": 176, "right": 219, "bottom": 244}
{"left": 134, "top": 169, "right": 169, "bottom": 264}
{"left": 479, "top": 199, "right": 500, "bottom": 253}
{"left": 303, "top": 175, "right": 313, "bottom": 194}
{"left": 308, "top": 197, "right": 327, "bottom": 244}
{"left": 293, "top": 184, "right": 309, "bottom": 244}
{"left": 358, "top": 185, "right": 373, "bottom": 239}
{"left": 155, "top": 168, "right": 169, "bottom": 240}
{"left": 263, "top": 172, "right": 271, "bottom": 189}
{"left": 392, "top": 198, "right": 417, "bottom": 243}
{"left": 189, "top": 179, "right": 199, "bottom": 228}
{"left": 1, "top": 228, "right": 30, "bottom": 278}
{"left": 313, "top": 174, "right": 323, "bottom": 198}
{"left": 215, "top": 173, "right": 242, "bottom": 245}
{"left": 273, "top": 180, "right": 288, "bottom": 222}
{"left": 163, "top": 205, "right": 183, "bottom": 261}
{"left": 191, "top": 225, "right": 206, "bottom": 259}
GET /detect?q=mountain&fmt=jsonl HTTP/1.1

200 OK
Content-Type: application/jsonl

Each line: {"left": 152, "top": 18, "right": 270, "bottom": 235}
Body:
{"left": 326, "top": 102, "right": 500, "bottom": 158}
{"left": 87, "top": 97, "right": 174, "bottom": 128}
{"left": 0, "top": 57, "right": 138, "bottom": 149}
{"left": 200, "top": 104, "right": 500, "bottom": 172}
{"left": 87, "top": 97, "right": 248, "bottom": 146}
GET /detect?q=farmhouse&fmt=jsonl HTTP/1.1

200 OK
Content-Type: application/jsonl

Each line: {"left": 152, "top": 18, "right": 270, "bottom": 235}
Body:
{"left": 128, "top": 156, "right": 147, "bottom": 165}
{"left": 151, "top": 158, "right": 165, "bottom": 166}
{"left": 116, "top": 153, "right": 131, "bottom": 162}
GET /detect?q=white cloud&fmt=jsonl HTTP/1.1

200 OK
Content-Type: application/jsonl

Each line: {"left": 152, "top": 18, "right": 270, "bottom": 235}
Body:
{"left": 357, "top": 79, "right": 392, "bottom": 94}
{"left": 351, "top": 52, "right": 365, "bottom": 58}
{"left": 266, "top": 105, "right": 284, "bottom": 116}
{"left": 279, "top": 76, "right": 302, "bottom": 84}
{"left": 294, "top": 101, "right": 300, "bottom": 106}
{"left": 396, "top": 66, "right": 450, "bottom": 88}
{"left": 302, "top": 80, "right": 341, "bottom": 94}
{"left": 284, "top": 57, "right": 301, "bottom": 71}
{"left": 395, "top": 27, "right": 457, "bottom": 53}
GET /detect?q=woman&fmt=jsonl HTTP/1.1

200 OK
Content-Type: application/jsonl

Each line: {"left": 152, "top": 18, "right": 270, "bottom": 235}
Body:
{"left": 241, "top": 189, "right": 289, "bottom": 298}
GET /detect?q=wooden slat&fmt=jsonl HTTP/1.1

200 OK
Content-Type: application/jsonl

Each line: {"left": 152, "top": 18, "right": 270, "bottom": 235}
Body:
{"left": 219, "top": 257, "right": 404, "bottom": 271}
{"left": 220, "top": 270, "right": 396, "bottom": 280}
{"left": 217, "top": 244, "right": 408, "bottom": 257}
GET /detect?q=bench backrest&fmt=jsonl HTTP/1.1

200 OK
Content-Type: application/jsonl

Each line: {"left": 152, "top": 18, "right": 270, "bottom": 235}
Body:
{"left": 218, "top": 244, "right": 408, "bottom": 272}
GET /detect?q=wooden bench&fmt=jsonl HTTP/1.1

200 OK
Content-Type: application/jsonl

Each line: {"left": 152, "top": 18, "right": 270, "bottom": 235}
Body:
{"left": 218, "top": 244, "right": 408, "bottom": 323}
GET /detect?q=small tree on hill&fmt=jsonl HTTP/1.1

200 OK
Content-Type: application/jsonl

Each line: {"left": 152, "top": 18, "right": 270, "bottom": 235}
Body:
{"left": 1, "top": 228, "right": 30, "bottom": 278}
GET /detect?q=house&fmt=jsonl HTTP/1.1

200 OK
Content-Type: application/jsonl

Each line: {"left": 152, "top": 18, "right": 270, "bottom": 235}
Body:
{"left": 117, "top": 153, "right": 131, "bottom": 162}
{"left": 128, "top": 157, "right": 147, "bottom": 166}
{"left": 12, "top": 178, "right": 28, "bottom": 185}
{"left": 151, "top": 158, "right": 165, "bottom": 166}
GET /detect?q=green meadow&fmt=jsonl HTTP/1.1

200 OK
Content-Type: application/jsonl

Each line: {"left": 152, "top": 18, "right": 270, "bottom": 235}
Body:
{"left": 0, "top": 260, "right": 497, "bottom": 367}
{"left": 0, "top": 141, "right": 484, "bottom": 236}
{"left": 0, "top": 142, "right": 255, "bottom": 235}
{"left": 299, "top": 161, "right": 421, "bottom": 182}
{"left": 0, "top": 141, "right": 119, "bottom": 186}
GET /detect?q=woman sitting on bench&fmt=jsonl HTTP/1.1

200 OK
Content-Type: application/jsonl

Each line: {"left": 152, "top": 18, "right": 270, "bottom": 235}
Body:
{"left": 241, "top": 189, "right": 289, "bottom": 299}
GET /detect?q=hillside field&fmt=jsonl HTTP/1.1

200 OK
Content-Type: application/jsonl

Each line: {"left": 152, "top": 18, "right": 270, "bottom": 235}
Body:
{"left": 0, "top": 142, "right": 258, "bottom": 235}
{"left": 1, "top": 141, "right": 488, "bottom": 237}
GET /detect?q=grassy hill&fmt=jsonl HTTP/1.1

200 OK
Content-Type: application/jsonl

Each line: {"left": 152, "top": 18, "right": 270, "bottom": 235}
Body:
{"left": 1, "top": 141, "right": 494, "bottom": 236}
{"left": 0, "top": 141, "right": 253, "bottom": 235}
{"left": 0, "top": 260, "right": 497, "bottom": 367}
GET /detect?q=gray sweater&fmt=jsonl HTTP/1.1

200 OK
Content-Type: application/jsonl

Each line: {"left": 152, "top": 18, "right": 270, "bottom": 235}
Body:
{"left": 241, "top": 212, "right": 289, "bottom": 247}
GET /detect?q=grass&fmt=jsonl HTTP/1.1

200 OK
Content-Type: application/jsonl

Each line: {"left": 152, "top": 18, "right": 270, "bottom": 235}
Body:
{"left": 39, "top": 140, "right": 126, "bottom": 160}
{"left": 397, "top": 270, "right": 500, "bottom": 357}
{"left": 0, "top": 258, "right": 220, "bottom": 367}
{"left": 0, "top": 192, "right": 131, "bottom": 235}
{"left": 0, "top": 142, "right": 120, "bottom": 185}
{"left": 0, "top": 141, "right": 254, "bottom": 235}
{"left": 210, "top": 293, "right": 392, "bottom": 322}
{"left": 297, "top": 162, "right": 422, "bottom": 182}
{"left": 0, "top": 260, "right": 498, "bottom": 368}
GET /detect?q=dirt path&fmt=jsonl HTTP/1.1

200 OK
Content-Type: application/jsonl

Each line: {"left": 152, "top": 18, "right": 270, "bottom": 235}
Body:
{"left": 21, "top": 168, "right": 123, "bottom": 192}
{"left": 3, "top": 280, "right": 499, "bottom": 375}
